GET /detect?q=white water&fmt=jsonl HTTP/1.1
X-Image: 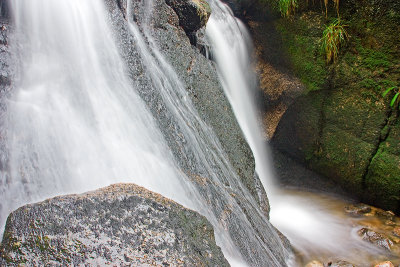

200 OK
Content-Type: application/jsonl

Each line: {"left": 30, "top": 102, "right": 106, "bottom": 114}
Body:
{"left": 0, "top": 0, "right": 290, "bottom": 266}
{"left": 206, "top": 0, "right": 277, "bottom": 204}
{"left": 1, "top": 0, "right": 194, "bottom": 221}
{"left": 271, "top": 190, "right": 395, "bottom": 265}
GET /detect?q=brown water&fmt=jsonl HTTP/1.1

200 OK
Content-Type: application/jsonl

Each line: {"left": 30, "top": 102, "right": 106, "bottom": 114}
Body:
{"left": 271, "top": 189, "right": 400, "bottom": 266}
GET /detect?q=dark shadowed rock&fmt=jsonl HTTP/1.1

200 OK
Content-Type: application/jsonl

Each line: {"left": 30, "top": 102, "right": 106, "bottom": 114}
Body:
{"left": 165, "top": 0, "right": 211, "bottom": 33}
{"left": 0, "top": 0, "right": 8, "bottom": 19}
{"left": 0, "top": 184, "right": 229, "bottom": 266}
{"left": 344, "top": 204, "right": 372, "bottom": 217}
{"left": 327, "top": 260, "right": 355, "bottom": 267}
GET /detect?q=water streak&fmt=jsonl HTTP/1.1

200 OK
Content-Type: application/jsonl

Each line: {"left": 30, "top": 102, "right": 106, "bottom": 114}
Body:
{"left": 206, "top": 0, "right": 277, "bottom": 204}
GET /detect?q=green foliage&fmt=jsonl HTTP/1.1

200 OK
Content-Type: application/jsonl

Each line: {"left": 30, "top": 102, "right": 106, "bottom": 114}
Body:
{"left": 278, "top": 0, "right": 297, "bottom": 17}
{"left": 321, "top": 19, "right": 348, "bottom": 63}
{"left": 383, "top": 86, "right": 400, "bottom": 109}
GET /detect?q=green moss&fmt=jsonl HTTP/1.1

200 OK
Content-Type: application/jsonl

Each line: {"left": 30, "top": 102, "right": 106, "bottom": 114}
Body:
{"left": 359, "top": 78, "right": 380, "bottom": 91}
{"left": 364, "top": 148, "right": 400, "bottom": 212}
{"left": 276, "top": 16, "right": 328, "bottom": 92}
{"left": 309, "top": 125, "right": 376, "bottom": 197}
{"left": 360, "top": 49, "right": 392, "bottom": 70}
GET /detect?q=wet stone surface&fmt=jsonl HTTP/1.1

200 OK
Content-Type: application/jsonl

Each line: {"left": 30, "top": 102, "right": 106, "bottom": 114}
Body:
{"left": 357, "top": 228, "right": 394, "bottom": 251}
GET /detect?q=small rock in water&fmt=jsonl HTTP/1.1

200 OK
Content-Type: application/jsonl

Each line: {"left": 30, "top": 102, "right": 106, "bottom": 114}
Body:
{"left": 357, "top": 228, "right": 394, "bottom": 251}
{"left": 344, "top": 204, "right": 371, "bottom": 216}
{"left": 374, "top": 261, "right": 395, "bottom": 267}
{"left": 376, "top": 210, "right": 396, "bottom": 221}
{"left": 393, "top": 227, "right": 400, "bottom": 237}
{"left": 305, "top": 260, "right": 324, "bottom": 267}
{"left": 326, "top": 260, "right": 355, "bottom": 267}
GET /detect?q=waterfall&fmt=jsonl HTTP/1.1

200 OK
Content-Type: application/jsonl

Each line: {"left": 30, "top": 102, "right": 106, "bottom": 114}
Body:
{"left": 205, "top": 0, "right": 277, "bottom": 204}
{"left": 0, "top": 0, "right": 291, "bottom": 266}
{"left": 1, "top": 0, "right": 194, "bottom": 224}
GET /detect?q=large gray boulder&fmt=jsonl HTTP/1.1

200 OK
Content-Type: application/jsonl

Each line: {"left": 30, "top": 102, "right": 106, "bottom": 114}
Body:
{"left": 0, "top": 183, "right": 229, "bottom": 266}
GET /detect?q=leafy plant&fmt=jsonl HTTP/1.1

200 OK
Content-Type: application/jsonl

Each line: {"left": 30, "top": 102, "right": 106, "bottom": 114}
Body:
{"left": 278, "top": 0, "right": 298, "bottom": 17}
{"left": 383, "top": 86, "right": 400, "bottom": 109}
{"left": 321, "top": 19, "right": 348, "bottom": 63}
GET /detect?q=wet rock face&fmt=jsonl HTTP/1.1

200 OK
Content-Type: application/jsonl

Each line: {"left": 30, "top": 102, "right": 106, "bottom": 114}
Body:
{"left": 0, "top": 0, "right": 9, "bottom": 19}
{"left": 165, "top": 0, "right": 211, "bottom": 33}
{"left": 0, "top": 184, "right": 229, "bottom": 266}
{"left": 103, "top": 0, "right": 262, "bottom": 213}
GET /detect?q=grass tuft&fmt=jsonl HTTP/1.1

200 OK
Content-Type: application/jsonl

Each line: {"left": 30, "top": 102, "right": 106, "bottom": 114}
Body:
{"left": 321, "top": 19, "right": 348, "bottom": 63}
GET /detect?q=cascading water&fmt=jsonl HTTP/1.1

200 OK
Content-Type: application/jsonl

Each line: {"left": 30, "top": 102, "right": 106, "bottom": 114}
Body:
{"left": 205, "top": 0, "right": 277, "bottom": 204}
{"left": 1, "top": 0, "right": 194, "bottom": 225}
{"left": 0, "top": 0, "right": 291, "bottom": 266}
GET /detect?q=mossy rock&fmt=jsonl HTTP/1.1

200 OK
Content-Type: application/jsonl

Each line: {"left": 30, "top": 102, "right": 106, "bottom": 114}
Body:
{"left": 364, "top": 149, "right": 400, "bottom": 212}
{"left": 323, "top": 86, "right": 388, "bottom": 145}
{"left": 363, "top": 119, "right": 400, "bottom": 212}
{"left": 274, "top": 13, "right": 328, "bottom": 92}
{"left": 268, "top": 0, "right": 400, "bottom": 213}
{"left": 309, "top": 125, "right": 376, "bottom": 197}
{"left": 272, "top": 90, "right": 324, "bottom": 163}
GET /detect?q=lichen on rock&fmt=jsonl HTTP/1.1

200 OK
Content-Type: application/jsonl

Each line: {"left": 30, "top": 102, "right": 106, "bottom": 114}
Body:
{"left": 0, "top": 183, "right": 229, "bottom": 266}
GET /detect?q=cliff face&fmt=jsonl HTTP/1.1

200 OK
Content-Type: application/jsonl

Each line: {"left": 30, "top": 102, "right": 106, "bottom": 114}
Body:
{"left": 245, "top": 0, "right": 400, "bottom": 212}
{"left": 0, "top": 184, "right": 229, "bottom": 266}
